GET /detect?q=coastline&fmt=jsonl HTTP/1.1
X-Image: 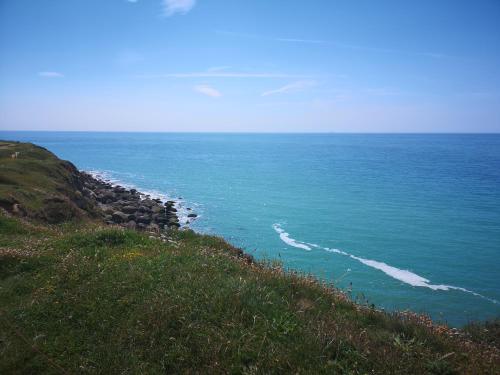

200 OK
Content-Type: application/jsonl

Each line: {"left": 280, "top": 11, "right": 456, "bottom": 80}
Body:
{"left": 1, "top": 140, "right": 499, "bottom": 373}
{"left": 82, "top": 171, "right": 186, "bottom": 230}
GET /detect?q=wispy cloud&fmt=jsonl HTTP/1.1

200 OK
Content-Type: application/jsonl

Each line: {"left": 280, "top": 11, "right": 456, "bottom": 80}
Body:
{"left": 216, "top": 30, "right": 446, "bottom": 59}
{"left": 137, "top": 72, "right": 309, "bottom": 79}
{"left": 194, "top": 85, "right": 222, "bottom": 98}
{"left": 262, "top": 80, "right": 316, "bottom": 96}
{"left": 38, "top": 71, "right": 64, "bottom": 78}
{"left": 163, "top": 0, "right": 196, "bottom": 16}
{"left": 126, "top": 0, "right": 138, "bottom": 3}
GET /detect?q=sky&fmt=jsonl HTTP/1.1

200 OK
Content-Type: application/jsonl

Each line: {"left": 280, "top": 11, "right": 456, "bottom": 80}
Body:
{"left": 0, "top": 0, "right": 499, "bottom": 132}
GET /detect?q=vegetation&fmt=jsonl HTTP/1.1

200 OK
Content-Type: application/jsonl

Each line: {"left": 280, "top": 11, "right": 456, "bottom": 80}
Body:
{"left": 0, "top": 141, "right": 99, "bottom": 223}
{"left": 0, "top": 141, "right": 498, "bottom": 374}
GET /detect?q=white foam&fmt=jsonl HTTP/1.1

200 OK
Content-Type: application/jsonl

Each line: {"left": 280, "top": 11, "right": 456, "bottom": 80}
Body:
{"left": 274, "top": 224, "right": 499, "bottom": 305}
{"left": 349, "top": 255, "right": 451, "bottom": 291}
{"left": 325, "top": 248, "right": 349, "bottom": 256}
{"left": 272, "top": 224, "right": 312, "bottom": 251}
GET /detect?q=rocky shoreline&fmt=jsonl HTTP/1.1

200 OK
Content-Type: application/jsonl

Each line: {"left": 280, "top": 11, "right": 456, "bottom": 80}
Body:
{"left": 80, "top": 171, "right": 197, "bottom": 233}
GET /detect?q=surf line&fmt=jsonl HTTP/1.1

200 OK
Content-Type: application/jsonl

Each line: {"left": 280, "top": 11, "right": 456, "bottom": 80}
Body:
{"left": 272, "top": 223, "right": 498, "bottom": 305}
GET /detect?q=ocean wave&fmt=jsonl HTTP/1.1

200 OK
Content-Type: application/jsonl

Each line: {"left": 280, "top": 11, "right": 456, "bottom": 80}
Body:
{"left": 87, "top": 169, "right": 195, "bottom": 226}
{"left": 273, "top": 223, "right": 498, "bottom": 305}
{"left": 272, "top": 224, "right": 312, "bottom": 251}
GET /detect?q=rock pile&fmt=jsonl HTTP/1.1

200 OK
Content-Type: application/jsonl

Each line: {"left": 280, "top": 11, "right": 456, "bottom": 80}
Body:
{"left": 80, "top": 172, "right": 191, "bottom": 233}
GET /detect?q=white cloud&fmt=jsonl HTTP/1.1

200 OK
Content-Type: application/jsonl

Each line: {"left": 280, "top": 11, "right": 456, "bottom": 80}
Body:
{"left": 126, "top": 0, "right": 138, "bottom": 3}
{"left": 262, "top": 80, "right": 316, "bottom": 96}
{"left": 194, "top": 85, "right": 221, "bottom": 98}
{"left": 38, "top": 71, "right": 64, "bottom": 78}
{"left": 163, "top": 0, "right": 196, "bottom": 16}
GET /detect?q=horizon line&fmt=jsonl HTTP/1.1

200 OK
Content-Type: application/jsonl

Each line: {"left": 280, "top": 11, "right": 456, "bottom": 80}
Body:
{"left": 1, "top": 130, "right": 500, "bottom": 135}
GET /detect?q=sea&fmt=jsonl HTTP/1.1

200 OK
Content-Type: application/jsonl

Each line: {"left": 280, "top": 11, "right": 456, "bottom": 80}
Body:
{"left": 1, "top": 131, "right": 499, "bottom": 327}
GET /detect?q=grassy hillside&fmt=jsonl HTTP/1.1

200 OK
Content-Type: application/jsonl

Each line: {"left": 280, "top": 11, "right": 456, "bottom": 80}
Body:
{"left": 0, "top": 141, "right": 100, "bottom": 223}
{"left": 0, "top": 141, "right": 498, "bottom": 374}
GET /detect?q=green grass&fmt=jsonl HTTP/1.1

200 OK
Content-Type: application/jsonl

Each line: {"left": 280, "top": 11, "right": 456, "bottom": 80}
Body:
{"left": 1, "top": 214, "right": 498, "bottom": 374}
{"left": 0, "top": 141, "right": 99, "bottom": 223}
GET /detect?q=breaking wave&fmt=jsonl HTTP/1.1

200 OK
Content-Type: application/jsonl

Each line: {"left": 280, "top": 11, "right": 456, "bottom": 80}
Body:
{"left": 273, "top": 223, "right": 498, "bottom": 305}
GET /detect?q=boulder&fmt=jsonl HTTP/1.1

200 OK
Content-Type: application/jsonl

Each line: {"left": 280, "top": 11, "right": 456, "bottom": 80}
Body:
{"left": 102, "top": 206, "right": 115, "bottom": 215}
{"left": 147, "top": 223, "right": 160, "bottom": 233}
{"left": 155, "top": 217, "right": 169, "bottom": 225}
{"left": 151, "top": 205, "right": 164, "bottom": 214}
{"left": 187, "top": 213, "right": 197, "bottom": 218}
{"left": 142, "top": 199, "right": 155, "bottom": 208}
{"left": 126, "top": 220, "right": 137, "bottom": 230}
{"left": 103, "top": 192, "right": 117, "bottom": 203}
{"left": 136, "top": 215, "right": 151, "bottom": 225}
{"left": 111, "top": 211, "right": 128, "bottom": 223}
{"left": 121, "top": 205, "right": 138, "bottom": 214}
{"left": 138, "top": 205, "right": 151, "bottom": 213}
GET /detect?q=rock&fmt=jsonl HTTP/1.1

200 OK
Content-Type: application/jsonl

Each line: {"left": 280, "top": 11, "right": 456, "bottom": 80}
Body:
{"left": 138, "top": 205, "right": 151, "bottom": 213}
{"left": 126, "top": 220, "right": 136, "bottom": 230}
{"left": 151, "top": 205, "right": 164, "bottom": 214}
{"left": 169, "top": 207, "right": 178, "bottom": 213}
{"left": 155, "top": 217, "right": 169, "bottom": 225}
{"left": 127, "top": 214, "right": 136, "bottom": 221}
{"left": 119, "top": 193, "right": 132, "bottom": 201}
{"left": 142, "top": 199, "right": 155, "bottom": 207}
{"left": 111, "top": 211, "right": 128, "bottom": 223}
{"left": 121, "top": 205, "right": 138, "bottom": 214}
{"left": 187, "top": 213, "right": 197, "bottom": 218}
{"left": 103, "top": 192, "right": 117, "bottom": 203}
{"left": 102, "top": 206, "right": 115, "bottom": 215}
{"left": 147, "top": 223, "right": 160, "bottom": 232}
{"left": 136, "top": 215, "right": 151, "bottom": 225}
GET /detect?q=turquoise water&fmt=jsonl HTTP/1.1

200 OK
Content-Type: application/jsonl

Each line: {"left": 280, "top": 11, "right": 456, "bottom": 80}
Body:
{"left": 2, "top": 131, "right": 499, "bottom": 326}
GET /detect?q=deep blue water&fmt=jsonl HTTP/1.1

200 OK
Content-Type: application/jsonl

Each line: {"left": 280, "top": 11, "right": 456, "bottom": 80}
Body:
{"left": 2, "top": 131, "right": 499, "bottom": 326}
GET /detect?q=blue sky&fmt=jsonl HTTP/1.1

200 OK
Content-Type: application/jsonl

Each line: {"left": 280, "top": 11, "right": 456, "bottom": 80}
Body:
{"left": 0, "top": 0, "right": 499, "bottom": 132}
